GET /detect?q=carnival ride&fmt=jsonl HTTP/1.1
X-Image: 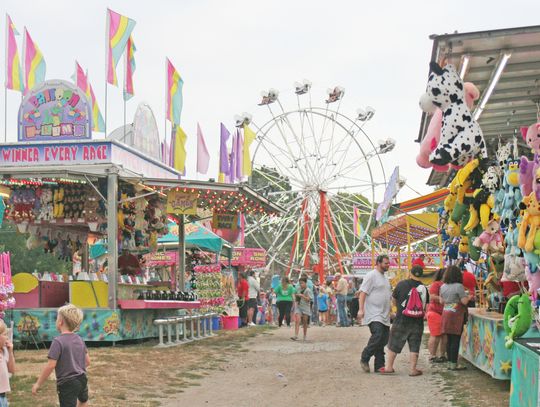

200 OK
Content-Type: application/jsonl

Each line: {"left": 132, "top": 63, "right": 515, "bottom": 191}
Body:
{"left": 242, "top": 83, "right": 395, "bottom": 281}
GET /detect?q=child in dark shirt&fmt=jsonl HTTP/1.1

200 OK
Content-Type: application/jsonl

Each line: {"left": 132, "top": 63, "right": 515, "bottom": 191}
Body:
{"left": 33, "top": 304, "right": 90, "bottom": 407}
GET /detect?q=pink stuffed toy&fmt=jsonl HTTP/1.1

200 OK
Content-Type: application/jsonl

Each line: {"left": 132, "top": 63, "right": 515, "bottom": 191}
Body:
{"left": 519, "top": 123, "right": 540, "bottom": 199}
{"left": 416, "top": 82, "right": 480, "bottom": 172}
{"left": 525, "top": 264, "right": 540, "bottom": 303}
{"left": 473, "top": 219, "right": 504, "bottom": 253}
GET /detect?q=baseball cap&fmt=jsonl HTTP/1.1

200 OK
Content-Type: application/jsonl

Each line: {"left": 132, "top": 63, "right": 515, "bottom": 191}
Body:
{"left": 410, "top": 266, "right": 423, "bottom": 278}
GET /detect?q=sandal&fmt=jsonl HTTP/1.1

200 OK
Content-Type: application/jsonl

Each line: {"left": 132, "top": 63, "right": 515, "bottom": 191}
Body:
{"left": 409, "top": 369, "right": 423, "bottom": 377}
{"left": 377, "top": 367, "right": 395, "bottom": 374}
{"left": 429, "top": 356, "right": 438, "bottom": 363}
{"left": 435, "top": 356, "right": 448, "bottom": 363}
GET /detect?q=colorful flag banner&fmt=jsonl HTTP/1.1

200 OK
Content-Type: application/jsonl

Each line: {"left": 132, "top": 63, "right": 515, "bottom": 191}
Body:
{"left": 87, "top": 82, "right": 105, "bottom": 133}
{"left": 73, "top": 62, "right": 105, "bottom": 133}
{"left": 5, "top": 14, "right": 24, "bottom": 92}
{"left": 219, "top": 123, "right": 230, "bottom": 179}
{"left": 106, "top": 8, "right": 136, "bottom": 86}
{"left": 353, "top": 206, "right": 362, "bottom": 237}
{"left": 166, "top": 58, "right": 184, "bottom": 125}
{"left": 229, "top": 133, "right": 237, "bottom": 183}
{"left": 235, "top": 129, "right": 243, "bottom": 179}
{"left": 123, "top": 35, "right": 136, "bottom": 100}
{"left": 23, "top": 28, "right": 46, "bottom": 92}
{"left": 196, "top": 123, "right": 210, "bottom": 174}
{"left": 242, "top": 124, "right": 256, "bottom": 176}
{"left": 74, "top": 61, "right": 87, "bottom": 94}
{"left": 172, "top": 125, "right": 187, "bottom": 173}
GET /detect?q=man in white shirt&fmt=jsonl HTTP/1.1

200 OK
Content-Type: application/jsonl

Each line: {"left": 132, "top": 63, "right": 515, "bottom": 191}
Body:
{"left": 247, "top": 270, "right": 260, "bottom": 326}
{"left": 357, "top": 254, "right": 392, "bottom": 373}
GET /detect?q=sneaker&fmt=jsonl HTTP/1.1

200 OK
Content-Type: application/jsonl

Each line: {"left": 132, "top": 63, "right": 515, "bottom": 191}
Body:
{"left": 360, "top": 361, "right": 370, "bottom": 373}
{"left": 290, "top": 336, "right": 298, "bottom": 341}
{"left": 248, "top": 322, "right": 256, "bottom": 327}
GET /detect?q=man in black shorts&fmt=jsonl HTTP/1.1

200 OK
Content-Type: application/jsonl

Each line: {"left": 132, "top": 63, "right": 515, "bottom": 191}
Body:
{"left": 381, "top": 266, "right": 428, "bottom": 376}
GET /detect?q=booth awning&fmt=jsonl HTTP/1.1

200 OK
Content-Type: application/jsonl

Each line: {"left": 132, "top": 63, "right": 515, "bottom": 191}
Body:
{"left": 158, "top": 221, "right": 227, "bottom": 253}
{"left": 371, "top": 213, "right": 439, "bottom": 247}
{"left": 394, "top": 189, "right": 449, "bottom": 213}
{"left": 90, "top": 222, "right": 228, "bottom": 259}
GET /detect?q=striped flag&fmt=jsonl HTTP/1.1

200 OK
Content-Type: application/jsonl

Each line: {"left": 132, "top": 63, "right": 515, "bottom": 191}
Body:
{"left": 106, "top": 8, "right": 136, "bottom": 86}
{"left": 353, "top": 206, "right": 362, "bottom": 237}
{"left": 166, "top": 58, "right": 183, "bottom": 125}
{"left": 172, "top": 125, "right": 187, "bottom": 173}
{"left": 242, "top": 124, "right": 256, "bottom": 176}
{"left": 123, "top": 35, "right": 136, "bottom": 100}
{"left": 73, "top": 62, "right": 105, "bottom": 133}
{"left": 5, "top": 14, "right": 24, "bottom": 92}
{"left": 23, "top": 28, "right": 46, "bottom": 92}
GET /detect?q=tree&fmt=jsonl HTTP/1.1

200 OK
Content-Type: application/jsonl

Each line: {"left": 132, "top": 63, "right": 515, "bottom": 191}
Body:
{"left": 0, "top": 223, "right": 72, "bottom": 275}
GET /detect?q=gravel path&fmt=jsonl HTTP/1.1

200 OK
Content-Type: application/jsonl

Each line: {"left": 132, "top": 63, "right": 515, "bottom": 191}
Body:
{"left": 165, "top": 325, "right": 451, "bottom": 407}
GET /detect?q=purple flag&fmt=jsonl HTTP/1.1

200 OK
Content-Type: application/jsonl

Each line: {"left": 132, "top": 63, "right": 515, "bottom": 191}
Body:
{"left": 196, "top": 123, "right": 210, "bottom": 174}
{"left": 229, "top": 133, "right": 237, "bottom": 182}
{"left": 236, "top": 129, "right": 243, "bottom": 179}
{"left": 220, "top": 123, "right": 230, "bottom": 175}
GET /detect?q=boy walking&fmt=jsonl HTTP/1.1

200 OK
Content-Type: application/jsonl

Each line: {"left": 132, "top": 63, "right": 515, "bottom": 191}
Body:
{"left": 33, "top": 304, "right": 90, "bottom": 407}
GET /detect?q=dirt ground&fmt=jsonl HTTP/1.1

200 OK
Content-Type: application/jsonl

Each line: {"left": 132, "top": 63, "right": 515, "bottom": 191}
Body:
{"left": 8, "top": 324, "right": 509, "bottom": 407}
{"left": 164, "top": 325, "right": 509, "bottom": 407}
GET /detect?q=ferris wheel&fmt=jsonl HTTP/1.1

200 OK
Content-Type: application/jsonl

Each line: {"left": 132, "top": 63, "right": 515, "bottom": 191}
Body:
{"left": 241, "top": 81, "right": 395, "bottom": 277}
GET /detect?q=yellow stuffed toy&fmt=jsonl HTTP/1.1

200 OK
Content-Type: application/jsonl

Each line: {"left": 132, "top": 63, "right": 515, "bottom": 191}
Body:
{"left": 518, "top": 192, "right": 540, "bottom": 253}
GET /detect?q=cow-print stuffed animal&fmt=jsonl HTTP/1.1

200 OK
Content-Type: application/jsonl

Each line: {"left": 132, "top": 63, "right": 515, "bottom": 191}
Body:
{"left": 419, "top": 62, "right": 487, "bottom": 167}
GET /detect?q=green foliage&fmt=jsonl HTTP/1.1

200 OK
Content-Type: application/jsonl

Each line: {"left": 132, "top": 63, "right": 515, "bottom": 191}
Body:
{"left": 0, "top": 223, "right": 71, "bottom": 275}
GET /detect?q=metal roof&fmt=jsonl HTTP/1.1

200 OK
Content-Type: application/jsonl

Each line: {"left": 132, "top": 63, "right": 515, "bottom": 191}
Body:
{"left": 418, "top": 25, "right": 540, "bottom": 187}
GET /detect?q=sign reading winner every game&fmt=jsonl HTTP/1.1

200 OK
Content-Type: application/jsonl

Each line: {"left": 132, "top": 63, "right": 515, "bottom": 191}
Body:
{"left": 18, "top": 80, "right": 92, "bottom": 142}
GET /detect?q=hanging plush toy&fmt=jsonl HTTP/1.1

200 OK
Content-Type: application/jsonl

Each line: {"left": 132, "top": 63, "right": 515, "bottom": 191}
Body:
{"left": 519, "top": 123, "right": 540, "bottom": 200}
{"left": 503, "top": 292, "right": 533, "bottom": 348}
{"left": 518, "top": 192, "right": 540, "bottom": 254}
{"left": 495, "top": 159, "right": 522, "bottom": 227}
{"left": 419, "top": 62, "right": 487, "bottom": 167}
{"left": 416, "top": 82, "right": 480, "bottom": 172}
{"left": 473, "top": 219, "right": 504, "bottom": 254}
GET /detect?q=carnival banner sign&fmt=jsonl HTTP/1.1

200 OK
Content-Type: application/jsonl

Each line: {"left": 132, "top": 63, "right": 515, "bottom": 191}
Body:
{"left": 212, "top": 212, "right": 238, "bottom": 230}
{"left": 166, "top": 191, "right": 198, "bottom": 215}
{"left": 18, "top": 80, "right": 92, "bottom": 142}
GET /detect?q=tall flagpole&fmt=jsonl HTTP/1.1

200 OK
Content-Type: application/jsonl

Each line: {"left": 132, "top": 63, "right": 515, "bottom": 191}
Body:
{"left": 104, "top": 10, "right": 109, "bottom": 137}
{"left": 164, "top": 57, "right": 168, "bottom": 164}
{"left": 123, "top": 47, "right": 127, "bottom": 141}
{"left": 4, "top": 14, "right": 8, "bottom": 142}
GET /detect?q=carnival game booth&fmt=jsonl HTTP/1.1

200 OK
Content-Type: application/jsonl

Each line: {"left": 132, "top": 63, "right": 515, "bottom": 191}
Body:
{"left": 369, "top": 212, "right": 442, "bottom": 285}
{"left": 3, "top": 80, "right": 283, "bottom": 343}
{"left": 413, "top": 26, "right": 540, "bottom": 390}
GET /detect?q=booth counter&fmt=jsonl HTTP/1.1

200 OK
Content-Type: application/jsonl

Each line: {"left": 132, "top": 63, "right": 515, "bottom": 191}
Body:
{"left": 460, "top": 309, "right": 540, "bottom": 380}
{"left": 510, "top": 338, "right": 540, "bottom": 407}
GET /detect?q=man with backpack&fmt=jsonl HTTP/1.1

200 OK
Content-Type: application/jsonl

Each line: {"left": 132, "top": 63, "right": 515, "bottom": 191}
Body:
{"left": 380, "top": 265, "right": 428, "bottom": 376}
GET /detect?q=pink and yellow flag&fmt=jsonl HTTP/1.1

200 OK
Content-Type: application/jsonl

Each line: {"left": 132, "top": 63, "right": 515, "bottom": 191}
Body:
{"left": 74, "top": 62, "right": 105, "bottom": 133}
{"left": 124, "top": 35, "right": 137, "bottom": 100}
{"left": 166, "top": 58, "right": 184, "bottom": 125}
{"left": 5, "top": 14, "right": 24, "bottom": 92}
{"left": 106, "top": 8, "right": 136, "bottom": 86}
{"left": 123, "top": 35, "right": 136, "bottom": 101}
{"left": 23, "top": 28, "right": 46, "bottom": 92}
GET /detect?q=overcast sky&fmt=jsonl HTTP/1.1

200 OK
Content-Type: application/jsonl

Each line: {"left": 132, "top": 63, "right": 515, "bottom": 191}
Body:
{"left": 2, "top": 0, "right": 540, "bottom": 202}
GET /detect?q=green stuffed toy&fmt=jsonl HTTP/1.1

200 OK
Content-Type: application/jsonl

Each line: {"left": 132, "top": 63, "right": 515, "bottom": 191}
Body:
{"left": 503, "top": 292, "right": 533, "bottom": 348}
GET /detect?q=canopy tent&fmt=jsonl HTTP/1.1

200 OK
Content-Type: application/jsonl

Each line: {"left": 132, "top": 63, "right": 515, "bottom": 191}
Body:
{"left": 90, "top": 222, "right": 229, "bottom": 259}
{"left": 371, "top": 213, "right": 439, "bottom": 247}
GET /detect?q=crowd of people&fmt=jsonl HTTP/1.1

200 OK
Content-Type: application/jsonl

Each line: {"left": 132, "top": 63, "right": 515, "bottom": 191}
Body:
{"left": 236, "top": 268, "right": 364, "bottom": 341}
{"left": 237, "top": 253, "right": 483, "bottom": 376}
